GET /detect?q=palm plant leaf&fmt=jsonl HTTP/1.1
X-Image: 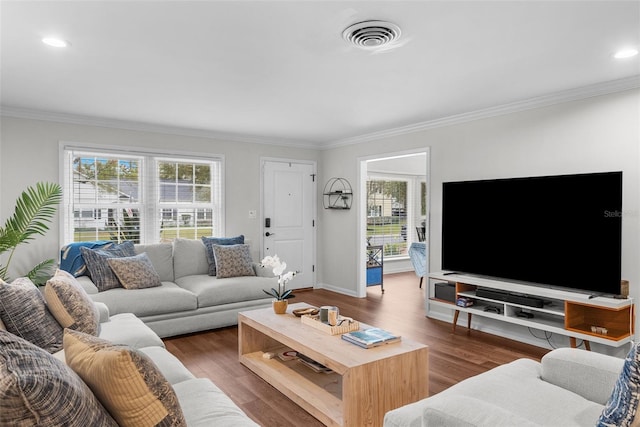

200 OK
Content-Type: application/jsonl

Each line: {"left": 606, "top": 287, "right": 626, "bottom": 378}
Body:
{"left": 0, "top": 182, "right": 62, "bottom": 281}
{"left": 25, "top": 259, "right": 57, "bottom": 286}
{"left": 0, "top": 182, "right": 62, "bottom": 248}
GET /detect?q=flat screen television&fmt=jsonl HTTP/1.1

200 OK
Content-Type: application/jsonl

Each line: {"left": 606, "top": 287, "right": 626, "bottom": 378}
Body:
{"left": 441, "top": 171, "right": 622, "bottom": 295}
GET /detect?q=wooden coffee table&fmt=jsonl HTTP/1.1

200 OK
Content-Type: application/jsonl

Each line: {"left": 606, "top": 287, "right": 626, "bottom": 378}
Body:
{"left": 238, "top": 302, "right": 429, "bottom": 426}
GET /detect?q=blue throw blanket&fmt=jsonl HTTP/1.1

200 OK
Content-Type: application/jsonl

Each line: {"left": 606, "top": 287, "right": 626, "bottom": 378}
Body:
{"left": 59, "top": 241, "right": 113, "bottom": 277}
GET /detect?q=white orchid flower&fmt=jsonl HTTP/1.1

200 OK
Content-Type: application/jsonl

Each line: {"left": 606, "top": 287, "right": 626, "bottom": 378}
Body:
{"left": 260, "top": 255, "right": 297, "bottom": 300}
{"left": 273, "top": 261, "right": 286, "bottom": 277}
{"left": 279, "top": 271, "right": 296, "bottom": 285}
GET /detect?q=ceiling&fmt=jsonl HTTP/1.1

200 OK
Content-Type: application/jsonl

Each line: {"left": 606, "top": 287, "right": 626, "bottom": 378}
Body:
{"left": 1, "top": 1, "right": 639, "bottom": 149}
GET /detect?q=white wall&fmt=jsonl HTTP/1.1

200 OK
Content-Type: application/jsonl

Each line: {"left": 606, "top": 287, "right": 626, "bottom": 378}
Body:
{"left": 1, "top": 88, "right": 638, "bottom": 353}
{"left": 318, "top": 88, "right": 640, "bottom": 354}
{"left": 0, "top": 117, "right": 319, "bottom": 279}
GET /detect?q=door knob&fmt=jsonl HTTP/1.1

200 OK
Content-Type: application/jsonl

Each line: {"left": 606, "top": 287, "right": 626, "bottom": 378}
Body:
{"left": 265, "top": 232, "right": 275, "bottom": 237}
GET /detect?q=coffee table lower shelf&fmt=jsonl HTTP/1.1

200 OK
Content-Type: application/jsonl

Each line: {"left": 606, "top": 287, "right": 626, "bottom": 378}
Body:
{"left": 241, "top": 351, "right": 343, "bottom": 425}
{"left": 238, "top": 303, "right": 429, "bottom": 427}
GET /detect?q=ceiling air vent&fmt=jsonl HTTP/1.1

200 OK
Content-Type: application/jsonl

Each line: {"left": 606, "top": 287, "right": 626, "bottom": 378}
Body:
{"left": 342, "top": 20, "right": 401, "bottom": 49}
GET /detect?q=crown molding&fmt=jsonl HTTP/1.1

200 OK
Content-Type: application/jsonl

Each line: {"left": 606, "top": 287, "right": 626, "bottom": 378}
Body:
{"left": 324, "top": 76, "right": 640, "bottom": 149}
{"left": 0, "top": 106, "right": 320, "bottom": 149}
{"left": 2, "top": 76, "right": 638, "bottom": 151}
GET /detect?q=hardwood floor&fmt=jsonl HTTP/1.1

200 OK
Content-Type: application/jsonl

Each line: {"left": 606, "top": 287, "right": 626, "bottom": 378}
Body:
{"left": 164, "top": 272, "right": 549, "bottom": 426}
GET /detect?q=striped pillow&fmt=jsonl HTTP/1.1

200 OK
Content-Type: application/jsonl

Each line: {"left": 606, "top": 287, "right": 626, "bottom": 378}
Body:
{"left": 0, "top": 330, "right": 117, "bottom": 426}
{"left": 80, "top": 241, "right": 136, "bottom": 291}
{"left": 64, "top": 329, "right": 186, "bottom": 427}
{"left": 44, "top": 269, "right": 100, "bottom": 335}
{"left": 598, "top": 342, "right": 640, "bottom": 426}
{"left": 60, "top": 240, "right": 114, "bottom": 277}
{"left": 0, "top": 277, "right": 63, "bottom": 353}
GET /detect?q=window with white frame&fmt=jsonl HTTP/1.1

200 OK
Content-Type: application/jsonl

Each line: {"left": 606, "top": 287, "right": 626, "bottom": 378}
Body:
{"left": 61, "top": 145, "right": 222, "bottom": 244}
{"left": 367, "top": 174, "right": 426, "bottom": 257}
{"left": 367, "top": 178, "right": 408, "bottom": 257}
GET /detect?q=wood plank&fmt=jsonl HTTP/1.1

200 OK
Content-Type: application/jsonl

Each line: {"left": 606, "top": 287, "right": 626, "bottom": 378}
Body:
{"left": 164, "top": 272, "right": 549, "bottom": 426}
{"left": 241, "top": 352, "right": 343, "bottom": 426}
{"left": 342, "top": 347, "right": 428, "bottom": 426}
{"left": 239, "top": 302, "right": 428, "bottom": 426}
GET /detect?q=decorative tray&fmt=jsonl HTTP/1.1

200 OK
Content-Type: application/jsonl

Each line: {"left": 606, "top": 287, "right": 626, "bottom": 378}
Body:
{"left": 301, "top": 314, "right": 360, "bottom": 335}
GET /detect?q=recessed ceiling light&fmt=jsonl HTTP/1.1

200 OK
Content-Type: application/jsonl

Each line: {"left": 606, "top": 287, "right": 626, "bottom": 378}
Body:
{"left": 614, "top": 48, "right": 638, "bottom": 59}
{"left": 42, "top": 37, "right": 70, "bottom": 48}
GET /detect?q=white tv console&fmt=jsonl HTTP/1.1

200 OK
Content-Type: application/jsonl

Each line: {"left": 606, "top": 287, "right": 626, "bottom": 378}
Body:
{"left": 428, "top": 272, "right": 634, "bottom": 349}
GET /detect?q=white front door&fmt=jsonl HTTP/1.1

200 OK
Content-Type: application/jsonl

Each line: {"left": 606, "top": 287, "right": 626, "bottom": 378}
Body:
{"left": 262, "top": 160, "right": 316, "bottom": 289}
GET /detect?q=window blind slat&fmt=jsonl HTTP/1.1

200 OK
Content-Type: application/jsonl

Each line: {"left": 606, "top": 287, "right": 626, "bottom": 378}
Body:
{"left": 62, "top": 147, "right": 222, "bottom": 244}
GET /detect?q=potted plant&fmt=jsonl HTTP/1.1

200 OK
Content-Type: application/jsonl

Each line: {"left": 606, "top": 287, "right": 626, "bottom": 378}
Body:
{"left": 261, "top": 255, "right": 297, "bottom": 314}
{"left": 0, "top": 182, "right": 62, "bottom": 285}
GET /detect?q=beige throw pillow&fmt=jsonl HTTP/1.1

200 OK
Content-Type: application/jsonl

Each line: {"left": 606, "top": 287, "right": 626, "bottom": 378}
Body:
{"left": 107, "top": 252, "right": 162, "bottom": 290}
{"left": 63, "top": 329, "right": 186, "bottom": 427}
{"left": 44, "top": 269, "right": 100, "bottom": 335}
{"left": 212, "top": 244, "right": 256, "bottom": 279}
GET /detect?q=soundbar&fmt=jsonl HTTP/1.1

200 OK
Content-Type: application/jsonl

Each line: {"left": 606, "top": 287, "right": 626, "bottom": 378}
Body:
{"left": 476, "top": 288, "right": 544, "bottom": 308}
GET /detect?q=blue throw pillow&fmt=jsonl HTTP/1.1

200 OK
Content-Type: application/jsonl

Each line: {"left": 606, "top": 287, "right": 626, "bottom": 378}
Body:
{"left": 201, "top": 235, "right": 244, "bottom": 276}
{"left": 597, "top": 342, "right": 640, "bottom": 427}
{"left": 60, "top": 241, "right": 114, "bottom": 277}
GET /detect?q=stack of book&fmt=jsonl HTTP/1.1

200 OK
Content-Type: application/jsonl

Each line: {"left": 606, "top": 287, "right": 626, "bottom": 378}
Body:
{"left": 341, "top": 327, "right": 401, "bottom": 349}
{"left": 297, "top": 353, "right": 333, "bottom": 373}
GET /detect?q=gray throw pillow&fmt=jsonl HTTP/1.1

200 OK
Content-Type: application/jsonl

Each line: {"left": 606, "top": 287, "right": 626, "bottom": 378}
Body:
{"left": 0, "top": 330, "right": 117, "bottom": 426}
{"left": 201, "top": 235, "right": 244, "bottom": 276}
{"left": 0, "top": 277, "right": 64, "bottom": 353}
{"left": 80, "top": 241, "right": 136, "bottom": 292}
{"left": 213, "top": 244, "right": 256, "bottom": 279}
{"left": 107, "top": 252, "right": 162, "bottom": 290}
{"left": 44, "top": 269, "right": 100, "bottom": 336}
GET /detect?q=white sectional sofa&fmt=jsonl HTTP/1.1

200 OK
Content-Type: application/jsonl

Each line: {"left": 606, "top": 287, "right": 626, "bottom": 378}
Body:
{"left": 384, "top": 347, "right": 628, "bottom": 427}
{"left": 73, "top": 238, "right": 277, "bottom": 337}
{"left": 0, "top": 281, "right": 258, "bottom": 426}
{"left": 82, "top": 303, "right": 259, "bottom": 426}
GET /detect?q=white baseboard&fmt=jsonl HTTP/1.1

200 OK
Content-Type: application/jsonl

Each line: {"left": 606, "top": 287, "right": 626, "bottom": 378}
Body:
{"left": 314, "top": 282, "right": 361, "bottom": 298}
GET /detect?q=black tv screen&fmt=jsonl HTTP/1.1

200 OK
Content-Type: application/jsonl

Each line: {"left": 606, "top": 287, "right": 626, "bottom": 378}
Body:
{"left": 441, "top": 172, "right": 622, "bottom": 295}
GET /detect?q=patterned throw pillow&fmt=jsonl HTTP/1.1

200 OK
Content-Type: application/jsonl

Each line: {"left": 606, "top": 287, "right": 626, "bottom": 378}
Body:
{"left": 64, "top": 329, "right": 187, "bottom": 427}
{"left": 107, "top": 252, "right": 162, "bottom": 290}
{"left": 0, "top": 330, "right": 117, "bottom": 427}
{"left": 201, "top": 235, "right": 244, "bottom": 276}
{"left": 44, "top": 269, "right": 100, "bottom": 335}
{"left": 60, "top": 240, "right": 114, "bottom": 277}
{"left": 0, "top": 277, "right": 63, "bottom": 353}
{"left": 213, "top": 244, "right": 256, "bottom": 279}
{"left": 80, "top": 241, "right": 136, "bottom": 292}
{"left": 598, "top": 342, "right": 640, "bottom": 426}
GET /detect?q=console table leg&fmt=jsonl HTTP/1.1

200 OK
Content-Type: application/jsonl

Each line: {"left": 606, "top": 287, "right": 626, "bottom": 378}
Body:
{"left": 453, "top": 310, "right": 460, "bottom": 332}
{"left": 452, "top": 310, "right": 473, "bottom": 334}
{"left": 569, "top": 337, "right": 592, "bottom": 351}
